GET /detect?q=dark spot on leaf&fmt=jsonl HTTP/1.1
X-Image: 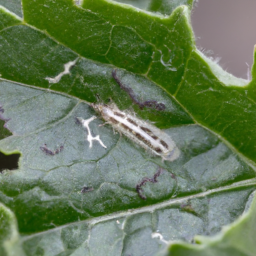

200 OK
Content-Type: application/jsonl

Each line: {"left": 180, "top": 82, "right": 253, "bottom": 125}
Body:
{"left": 136, "top": 167, "right": 163, "bottom": 200}
{"left": 81, "top": 186, "right": 94, "bottom": 193}
{"left": 112, "top": 69, "right": 166, "bottom": 111}
{"left": 40, "top": 144, "right": 64, "bottom": 156}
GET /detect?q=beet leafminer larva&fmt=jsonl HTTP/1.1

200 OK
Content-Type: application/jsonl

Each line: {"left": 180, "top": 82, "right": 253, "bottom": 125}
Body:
{"left": 91, "top": 103, "right": 180, "bottom": 162}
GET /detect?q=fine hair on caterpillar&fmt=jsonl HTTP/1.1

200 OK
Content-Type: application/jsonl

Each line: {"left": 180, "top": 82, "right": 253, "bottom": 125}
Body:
{"left": 91, "top": 102, "right": 180, "bottom": 162}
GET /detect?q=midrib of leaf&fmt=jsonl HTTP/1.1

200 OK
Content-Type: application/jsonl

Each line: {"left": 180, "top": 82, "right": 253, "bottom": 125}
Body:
{"left": 19, "top": 178, "right": 256, "bottom": 242}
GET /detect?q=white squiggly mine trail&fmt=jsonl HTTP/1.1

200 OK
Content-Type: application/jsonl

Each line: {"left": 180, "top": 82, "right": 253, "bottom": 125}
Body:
{"left": 151, "top": 232, "right": 169, "bottom": 244}
{"left": 46, "top": 58, "right": 79, "bottom": 84}
{"left": 76, "top": 116, "right": 107, "bottom": 149}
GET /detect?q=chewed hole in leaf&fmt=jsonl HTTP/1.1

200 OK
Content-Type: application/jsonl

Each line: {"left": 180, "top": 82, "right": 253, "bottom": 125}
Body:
{"left": 0, "top": 151, "right": 20, "bottom": 172}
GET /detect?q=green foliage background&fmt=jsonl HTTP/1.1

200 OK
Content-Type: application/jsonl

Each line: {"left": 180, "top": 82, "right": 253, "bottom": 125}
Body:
{"left": 0, "top": 0, "right": 256, "bottom": 255}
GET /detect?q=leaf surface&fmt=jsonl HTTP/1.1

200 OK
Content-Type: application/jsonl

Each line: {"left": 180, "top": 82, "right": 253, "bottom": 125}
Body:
{"left": 0, "top": 1, "right": 256, "bottom": 255}
{"left": 163, "top": 192, "right": 256, "bottom": 256}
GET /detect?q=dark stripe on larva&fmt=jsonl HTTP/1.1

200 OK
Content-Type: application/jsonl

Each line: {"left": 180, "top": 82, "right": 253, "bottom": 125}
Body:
{"left": 127, "top": 118, "right": 138, "bottom": 126}
{"left": 140, "top": 126, "right": 158, "bottom": 140}
{"left": 114, "top": 111, "right": 125, "bottom": 118}
{"left": 154, "top": 147, "right": 163, "bottom": 153}
{"left": 141, "top": 126, "right": 152, "bottom": 133}
{"left": 121, "top": 123, "right": 133, "bottom": 133}
{"left": 160, "top": 140, "right": 169, "bottom": 149}
{"left": 109, "top": 117, "right": 119, "bottom": 125}
{"left": 134, "top": 133, "right": 152, "bottom": 147}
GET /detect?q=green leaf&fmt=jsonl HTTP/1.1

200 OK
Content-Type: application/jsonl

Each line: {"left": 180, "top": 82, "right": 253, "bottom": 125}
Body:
{"left": 148, "top": 0, "right": 193, "bottom": 15}
{"left": 163, "top": 191, "right": 256, "bottom": 256}
{"left": 20, "top": 188, "right": 256, "bottom": 256}
{"left": 0, "top": 203, "right": 25, "bottom": 256}
{"left": 115, "top": 0, "right": 194, "bottom": 15}
{"left": 0, "top": 1, "right": 256, "bottom": 255}
{"left": 0, "top": 0, "right": 22, "bottom": 17}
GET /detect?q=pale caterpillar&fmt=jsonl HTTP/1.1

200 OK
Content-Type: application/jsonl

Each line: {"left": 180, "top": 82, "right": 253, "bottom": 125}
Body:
{"left": 91, "top": 103, "right": 180, "bottom": 161}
